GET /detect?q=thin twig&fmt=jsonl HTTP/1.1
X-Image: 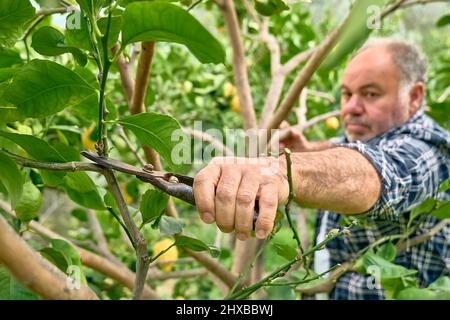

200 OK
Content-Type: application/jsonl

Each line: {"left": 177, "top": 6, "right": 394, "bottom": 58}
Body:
{"left": 0, "top": 148, "right": 102, "bottom": 173}
{"left": 284, "top": 149, "right": 304, "bottom": 254}
{"left": 117, "top": 125, "right": 146, "bottom": 166}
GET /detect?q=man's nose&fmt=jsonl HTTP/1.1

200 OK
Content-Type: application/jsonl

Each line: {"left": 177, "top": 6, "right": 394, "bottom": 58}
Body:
{"left": 342, "top": 94, "right": 364, "bottom": 115}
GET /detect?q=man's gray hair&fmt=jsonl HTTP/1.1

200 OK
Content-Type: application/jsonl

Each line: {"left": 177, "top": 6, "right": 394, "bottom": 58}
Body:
{"left": 358, "top": 38, "right": 428, "bottom": 87}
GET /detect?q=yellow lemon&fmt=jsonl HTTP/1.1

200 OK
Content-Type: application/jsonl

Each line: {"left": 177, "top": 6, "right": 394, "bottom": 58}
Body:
{"left": 81, "top": 125, "right": 96, "bottom": 151}
{"left": 325, "top": 116, "right": 339, "bottom": 130}
{"left": 153, "top": 238, "right": 178, "bottom": 272}
{"left": 230, "top": 95, "right": 241, "bottom": 113}
{"left": 223, "top": 82, "right": 236, "bottom": 98}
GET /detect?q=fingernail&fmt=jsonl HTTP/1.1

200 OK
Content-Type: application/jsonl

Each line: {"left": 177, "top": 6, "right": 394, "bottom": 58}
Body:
{"left": 237, "top": 232, "right": 247, "bottom": 241}
{"left": 203, "top": 212, "right": 215, "bottom": 224}
{"left": 256, "top": 229, "right": 267, "bottom": 239}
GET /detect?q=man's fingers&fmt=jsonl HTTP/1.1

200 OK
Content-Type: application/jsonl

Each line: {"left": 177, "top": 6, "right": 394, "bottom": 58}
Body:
{"left": 214, "top": 167, "right": 241, "bottom": 233}
{"left": 193, "top": 164, "right": 221, "bottom": 224}
{"left": 234, "top": 172, "right": 260, "bottom": 240}
{"left": 255, "top": 184, "right": 279, "bottom": 239}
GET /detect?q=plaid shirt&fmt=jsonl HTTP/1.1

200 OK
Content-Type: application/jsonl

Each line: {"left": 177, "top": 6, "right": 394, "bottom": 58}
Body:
{"left": 313, "top": 109, "right": 450, "bottom": 300}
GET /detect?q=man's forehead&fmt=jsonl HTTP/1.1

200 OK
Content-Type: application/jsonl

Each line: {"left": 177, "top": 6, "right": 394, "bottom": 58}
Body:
{"left": 342, "top": 46, "right": 399, "bottom": 85}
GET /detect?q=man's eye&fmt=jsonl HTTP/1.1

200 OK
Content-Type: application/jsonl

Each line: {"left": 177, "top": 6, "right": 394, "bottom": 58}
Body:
{"left": 365, "top": 92, "right": 379, "bottom": 98}
{"left": 342, "top": 92, "right": 351, "bottom": 99}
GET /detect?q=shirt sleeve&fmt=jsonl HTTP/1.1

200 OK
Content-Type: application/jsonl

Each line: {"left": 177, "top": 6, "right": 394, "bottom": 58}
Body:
{"left": 336, "top": 136, "right": 447, "bottom": 221}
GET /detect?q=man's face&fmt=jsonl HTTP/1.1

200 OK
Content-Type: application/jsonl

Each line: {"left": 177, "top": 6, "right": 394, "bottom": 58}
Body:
{"left": 340, "top": 46, "right": 409, "bottom": 142}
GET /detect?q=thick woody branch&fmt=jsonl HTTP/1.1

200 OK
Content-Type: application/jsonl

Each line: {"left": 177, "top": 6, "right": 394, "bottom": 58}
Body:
{"left": 0, "top": 200, "right": 159, "bottom": 299}
{"left": 0, "top": 214, "right": 98, "bottom": 300}
{"left": 131, "top": 42, "right": 155, "bottom": 114}
{"left": 113, "top": 44, "right": 135, "bottom": 106}
{"left": 220, "top": 0, "right": 258, "bottom": 130}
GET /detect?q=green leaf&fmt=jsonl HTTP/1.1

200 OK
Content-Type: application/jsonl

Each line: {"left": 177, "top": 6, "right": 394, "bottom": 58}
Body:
{"left": 0, "top": 0, "right": 35, "bottom": 48}
{"left": 31, "top": 27, "right": 87, "bottom": 66}
{"left": 40, "top": 247, "right": 69, "bottom": 272}
{"left": 362, "top": 250, "right": 417, "bottom": 293}
{"left": 159, "top": 215, "right": 183, "bottom": 236}
{"left": 430, "top": 201, "right": 450, "bottom": 219}
{"left": 409, "top": 198, "right": 436, "bottom": 225}
{"left": 376, "top": 242, "right": 396, "bottom": 262}
{"left": 254, "top": 0, "right": 289, "bottom": 17}
{"left": 3, "top": 59, "right": 97, "bottom": 118}
{"left": 428, "top": 276, "right": 450, "bottom": 291}
{"left": 395, "top": 287, "right": 450, "bottom": 300}
{"left": 319, "top": 0, "right": 389, "bottom": 72}
{"left": 48, "top": 239, "right": 87, "bottom": 285}
{"left": 273, "top": 242, "right": 297, "bottom": 261}
{"left": 98, "top": 16, "right": 122, "bottom": 50}
{"left": 0, "top": 267, "right": 39, "bottom": 300}
{"left": 436, "top": 14, "right": 450, "bottom": 27}
{"left": 0, "top": 49, "right": 22, "bottom": 68}
{"left": 63, "top": 172, "right": 106, "bottom": 210}
{"left": 66, "top": 14, "right": 122, "bottom": 53}
{"left": 175, "top": 235, "right": 209, "bottom": 251}
{"left": 118, "top": 112, "right": 187, "bottom": 171}
{"left": 65, "top": 12, "right": 91, "bottom": 51}
{"left": 0, "top": 131, "right": 67, "bottom": 186}
{"left": 208, "top": 245, "right": 221, "bottom": 258}
{"left": 439, "top": 178, "right": 450, "bottom": 192}
{"left": 0, "top": 131, "right": 66, "bottom": 162}
{"left": 139, "top": 189, "right": 169, "bottom": 227}
{"left": 122, "top": 1, "right": 225, "bottom": 64}
{"left": 0, "top": 152, "right": 23, "bottom": 208}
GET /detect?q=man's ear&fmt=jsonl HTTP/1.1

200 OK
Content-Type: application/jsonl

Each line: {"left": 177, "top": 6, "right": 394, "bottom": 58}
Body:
{"left": 408, "top": 82, "right": 425, "bottom": 116}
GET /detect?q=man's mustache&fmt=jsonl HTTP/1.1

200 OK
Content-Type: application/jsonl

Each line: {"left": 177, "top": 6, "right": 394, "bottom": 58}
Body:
{"left": 343, "top": 115, "right": 370, "bottom": 128}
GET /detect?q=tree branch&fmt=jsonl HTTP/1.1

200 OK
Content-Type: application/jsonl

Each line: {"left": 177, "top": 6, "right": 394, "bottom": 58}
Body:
{"left": 102, "top": 169, "right": 150, "bottom": 300}
{"left": 86, "top": 209, "right": 113, "bottom": 258}
{"left": 296, "top": 218, "right": 450, "bottom": 295}
{"left": 0, "top": 200, "right": 159, "bottom": 299}
{"left": 147, "top": 268, "right": 207, "bottom": 281}
{"left": 265, "top": 24, "right": 342, "bottom": 132}
{"left": 113, "top": 44, "right": 135, "bottom": 106}
{"left": 183, "top": 128, "right": 234, "bottom": 156}
{"left": 183, "top": 248, "right": 239, "bottom": 289}
{"left": 131, "top": 42, "right": 155, "bottom": 114}
{"left": 0, "top": 148, "right": 102, "bottom": 173}
{"left": 0, "top": 214, "right": 98, "bottom": 300}
{"left": 220, "top": 0, "right": 258, "bottom": 130}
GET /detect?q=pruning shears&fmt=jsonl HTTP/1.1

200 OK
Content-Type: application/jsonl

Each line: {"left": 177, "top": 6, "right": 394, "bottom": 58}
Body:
{"left": 81, "top": 151, "right": 260, "bottom": 228}
{"left": 81, "top": 151, "right": 196, "bottom": 205}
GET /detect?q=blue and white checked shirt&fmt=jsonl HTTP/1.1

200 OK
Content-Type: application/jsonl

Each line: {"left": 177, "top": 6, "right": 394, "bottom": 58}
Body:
{"left": 313, "top": 108, "right": 450, "bottom": 300}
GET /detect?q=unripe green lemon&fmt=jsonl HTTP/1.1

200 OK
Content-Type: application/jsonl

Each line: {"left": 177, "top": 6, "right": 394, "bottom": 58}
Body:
{"left": 15, "top": 182, "right": 42, "bottom": 222}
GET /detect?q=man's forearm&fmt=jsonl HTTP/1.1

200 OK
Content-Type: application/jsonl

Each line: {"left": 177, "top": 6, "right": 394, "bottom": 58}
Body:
{"left": 303, "top": 140, "right": 335, "bottom": 152}
{"left": 283, "top": 147, "right": 381, "bottom": 214}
